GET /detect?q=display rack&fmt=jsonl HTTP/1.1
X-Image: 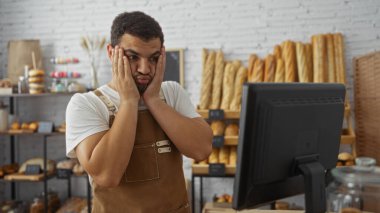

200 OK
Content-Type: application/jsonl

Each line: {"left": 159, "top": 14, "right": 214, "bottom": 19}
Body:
{"left": 0, "top": 93, "right": 91, "bottom": 213}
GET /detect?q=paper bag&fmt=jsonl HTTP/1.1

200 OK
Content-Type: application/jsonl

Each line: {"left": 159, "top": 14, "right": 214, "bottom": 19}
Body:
{"left": 7, "top": 40, "right": 44, "bottom": 84}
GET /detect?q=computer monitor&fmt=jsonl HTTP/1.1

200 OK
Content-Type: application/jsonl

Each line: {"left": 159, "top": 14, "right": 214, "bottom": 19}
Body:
{"left": 232, "top": 83, "right": 345, "bottom": 213}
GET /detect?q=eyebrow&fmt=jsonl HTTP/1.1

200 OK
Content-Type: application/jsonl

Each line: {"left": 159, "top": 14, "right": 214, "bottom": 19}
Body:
{"left": 124, "top": 49, "right": 161, "bottom": 58}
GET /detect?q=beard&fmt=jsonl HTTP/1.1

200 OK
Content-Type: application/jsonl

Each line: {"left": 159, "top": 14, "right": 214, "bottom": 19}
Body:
{"left": 133, "top": 75, "right": 152, "bottom": 94}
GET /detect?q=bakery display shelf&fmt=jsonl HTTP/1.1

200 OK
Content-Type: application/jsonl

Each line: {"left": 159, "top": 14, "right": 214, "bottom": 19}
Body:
{"left": 2, "top": 172, "right": 56, "bottom": 182}
{"left": 192, "top": 164, "right": 236, "bottom": 176}
{"left": 0, "top": 131, "right": 64, "bottom": 136}
{"left": 197, "top": 109, "right": 240, "bottom": 119}
{"left": 0, "top": 92, "right": 76, "bottom": 98}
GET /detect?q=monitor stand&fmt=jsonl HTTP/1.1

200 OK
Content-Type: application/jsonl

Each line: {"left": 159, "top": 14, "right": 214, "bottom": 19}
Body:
{"left": 296, "top": 155, "right": 326, "bottom": 213}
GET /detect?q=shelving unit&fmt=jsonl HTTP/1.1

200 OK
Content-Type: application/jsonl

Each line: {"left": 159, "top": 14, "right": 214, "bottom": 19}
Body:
{"left": 0, "top": 93, "right": 91, "bottom": 213}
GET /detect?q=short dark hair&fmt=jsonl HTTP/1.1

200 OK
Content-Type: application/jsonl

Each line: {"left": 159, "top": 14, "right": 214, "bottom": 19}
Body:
{"left": 110, "top": 11, "right": 164, "bottom": 47}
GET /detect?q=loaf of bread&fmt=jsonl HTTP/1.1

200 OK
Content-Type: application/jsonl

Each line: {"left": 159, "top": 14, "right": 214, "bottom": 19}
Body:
{"left": 304, "top": 43, "right": 313, "bottom": 82}
{"left": 333, "top": 33, "right": 346, "bottom": 84}
{"left": 209, "top": 50, "right": 225, "bottom": 109}
{"left": 229, "top": 146, "right": 237, "bottom": 166}
{"left": 224, "top": 123, "right": 239, "bottom": 136}
{"left": 325, "top": 34, "right": 336, "bottom": 82}
{"left": 73, "top": 163, "right": 85, "bottom": 175}
{"left": 264, "top": 54, "right": 276, "bottom": 82}
{"left": 296, "top": 42, "right": 311, "bottom": 83}
{"left": 274, "top": 59, "right": 285, "bottom": 82}
{"left": 199, "top": 51, "right": 216, "bottom": 109}
{"left": 211, "top": 120, "right": 225, "bottom": 136}
{"left": 202, "top": 48, "right": 208, "bottom": 71}
{"left": 273, "top": 45, "right": 282, "bottom": 60}
{"left": 251, "top": 59, "right": 264, "bottom": 82}
{"left": 57, "top": 159, "right": 76, "bottom": 169}
{"left": 209, "top": 148, "right": 220, "bottom": 163}
{"left": 230, "top": 66, "right": 248, "bottom": 110}
{"left": 247, "top": 54, "right": 258, "bottom": 82}
{"left": 312, "top": 34, "right": 327, "bottom": 82}
{"left": 282, "top": 40, "right": 297, "bottom": 82}
{"left": 18, "top": 158, "right": 55, "bottom": 173}
{"left": 219, "top": 146, "right": 230, "bottom": 165}
{"left": 220, "top": 61, "right": 240, "bottom": 110}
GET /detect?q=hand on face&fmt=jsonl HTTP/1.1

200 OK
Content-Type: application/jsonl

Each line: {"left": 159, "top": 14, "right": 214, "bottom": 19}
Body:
{"left": 111, "top": 46, "right": 140, "bottom": 104}
{"left": 142, "top": 47, "right": 166, "bottom": 104}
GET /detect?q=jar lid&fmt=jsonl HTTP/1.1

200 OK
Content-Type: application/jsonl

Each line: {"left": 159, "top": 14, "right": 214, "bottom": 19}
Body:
{"left": 331, "top": 157, "right": 380, "bottom": 185}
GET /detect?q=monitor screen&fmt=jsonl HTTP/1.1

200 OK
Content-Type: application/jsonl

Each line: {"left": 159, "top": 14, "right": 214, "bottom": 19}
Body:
{"left": 232, "top": 83, "right": 345, "bottom": 212}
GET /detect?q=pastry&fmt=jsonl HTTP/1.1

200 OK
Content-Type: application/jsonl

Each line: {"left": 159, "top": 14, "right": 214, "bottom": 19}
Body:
{"left": 73, "top": 163, "right": 85, "bottom": 175}
{"left": 57, "top": 159, "right": 76, "bottom": 169}
{"left": 224, "top": 124, "right": 239, "bottom": 136}
{"left": 210, "top": 120, "right": 225, "bottom": 136}
{"left": 325, "top": 34, "right": 336, "bottom": 82}
{"left": 274, "top": 59, "right": 285, "bottom": 82}
{"left": 264, "top": 54, "right": 276, "bottom": 82}
{"left": 230, "top": 66, "right": 247, "bottom": 110}
{"left": 2, "top": 163, "right": 19, "bottom": 174}
{"left": 312, "top": 34, "right": 327, "bottom": 82}
{"left": 28, "top": 69, "right": 45, "bottom": 77}
{"left": 28, "top": 76, "right": 44, "bottom": 83}
{"left": 199, "top": 51, "right": 216, "bottom": 109}
{"left": 209, "top": 50, "right": 225, "bottom": 109}
{"left": 219, "top": 146, "right": 230, "bottom": 164}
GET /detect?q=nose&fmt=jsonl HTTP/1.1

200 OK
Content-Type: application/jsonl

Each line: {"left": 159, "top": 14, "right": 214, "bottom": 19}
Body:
{"left": 137, "top": 58, "right": 151, "bottom": 75}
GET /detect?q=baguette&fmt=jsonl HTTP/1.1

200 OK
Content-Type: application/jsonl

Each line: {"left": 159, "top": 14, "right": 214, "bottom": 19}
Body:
{"left": 333, "top": 33, "right": 346, "bottom": 84}
{"left": 210, "top": 50, "right": 225, "bottom": 109}
{"left": 312, "top": 34, "right": 327, "bottom": 82}
{"left": 251, "top": 59, "right": 264, "bottom": 82}
{"left": 274, "top": 59, "right": 285, "bottom": 82}
{"left": 230, "top": 66, "right": 248, "bottom": 110}
{"left": 225, "top": 123, "right": 239, "bottom": 136}
{"left": 326, "top": 34, "right": 336, "bottom": 82}
{"left": 211, "top": 120, "right": 225, "bottom": 136}
{"left": 264, "top": 54, "right": 276, "bottom": 82}
{"left": 304, "top": 43, "right": 313, "bottom": 82}
{"left": 202, "top": 48, "right": 208, "bottom": 72}
{"left": 273, "top": 45, "right": 282, "bottom": 61}
{"left": 199, "top": 51, "right": 216, "bottom": 109}
{"left": 282, "top": 41, "right": 297, "bottom": 82}
{"left": 296, "top": 42, "right": 311, "bottom": 82}
{"left": 247, "top": 54, "right": 258, "bottom": 82}
{"left": 220, "top": 61, "right": 239, "bottom": 110}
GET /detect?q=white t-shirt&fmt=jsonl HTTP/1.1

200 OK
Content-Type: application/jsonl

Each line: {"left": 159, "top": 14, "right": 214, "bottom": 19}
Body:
{"left": 65, "top": 81, "right": 200, "bottom": 158}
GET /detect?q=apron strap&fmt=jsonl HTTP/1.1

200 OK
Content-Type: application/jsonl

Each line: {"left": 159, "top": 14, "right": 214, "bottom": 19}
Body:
{"left": 93, "top": 89, "right": 116, "bottom": 128}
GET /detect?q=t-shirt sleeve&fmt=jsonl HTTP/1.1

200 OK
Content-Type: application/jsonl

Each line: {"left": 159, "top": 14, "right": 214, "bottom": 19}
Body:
{"left": 163, "top": 81, "right": 200, "bottom": 118}
{"left": 65, "top": 93, "right": 109, "bottom": 158}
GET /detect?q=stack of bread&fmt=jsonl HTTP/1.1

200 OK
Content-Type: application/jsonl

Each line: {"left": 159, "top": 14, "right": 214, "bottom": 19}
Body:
{"left": 28, "top": 69, "right": 45, "bottom": 94}
{"left": 197, "top": 121, "right": 238, "bottom": 166}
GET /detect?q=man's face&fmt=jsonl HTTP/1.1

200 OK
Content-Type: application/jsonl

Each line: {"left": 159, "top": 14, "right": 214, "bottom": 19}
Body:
{"left": 115, "top": 34, "right": 162, "bottom": 94}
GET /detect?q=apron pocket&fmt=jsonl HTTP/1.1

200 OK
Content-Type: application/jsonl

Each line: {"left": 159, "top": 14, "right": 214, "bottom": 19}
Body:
{"left": 125, "top": 142, "right": 159, "bottom": 183}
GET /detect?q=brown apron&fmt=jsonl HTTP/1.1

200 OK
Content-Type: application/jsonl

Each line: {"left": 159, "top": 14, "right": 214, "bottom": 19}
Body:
{"left": 92, "top": 90, "right": 190, "bottom": 213}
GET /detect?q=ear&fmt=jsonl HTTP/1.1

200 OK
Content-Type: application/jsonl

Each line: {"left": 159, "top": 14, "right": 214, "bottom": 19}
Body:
{"left": 106, "top": 44, "right": 113, "bottom": 61}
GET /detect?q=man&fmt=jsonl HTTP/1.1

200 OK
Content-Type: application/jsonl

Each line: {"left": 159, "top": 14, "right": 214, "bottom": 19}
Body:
{"left": 66, "top": 11, "right": 212, "bottom": 212}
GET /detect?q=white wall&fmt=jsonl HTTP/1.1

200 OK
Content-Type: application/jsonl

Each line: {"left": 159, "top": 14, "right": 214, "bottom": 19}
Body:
{"left": 1, "top": 0, "right": 379, "bottom": 211}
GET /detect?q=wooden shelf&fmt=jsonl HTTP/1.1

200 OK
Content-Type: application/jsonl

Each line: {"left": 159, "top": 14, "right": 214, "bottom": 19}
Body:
{"left": 3, "top": 172, "right": 56, "bottom": 182}
{"left": 340, "top": 128, "right": 356, "bottom": 145}
{"left": 192, "top": 164, "right": 236, "bottom": 176}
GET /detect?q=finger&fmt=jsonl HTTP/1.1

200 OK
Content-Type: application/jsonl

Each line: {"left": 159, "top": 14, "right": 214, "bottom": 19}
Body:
{"left": 112, "top": 46, "right": 118, "bottom": 77}
{"left": 118, "top": 47, "right": 124, "bottom": 78}
{"left": 123, "top": 55, "right": 131, "bottom": 80}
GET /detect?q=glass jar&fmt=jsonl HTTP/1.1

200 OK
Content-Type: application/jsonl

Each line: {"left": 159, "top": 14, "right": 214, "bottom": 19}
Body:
{"left": 327, "top": 157, "right": 380, "bottom": 213}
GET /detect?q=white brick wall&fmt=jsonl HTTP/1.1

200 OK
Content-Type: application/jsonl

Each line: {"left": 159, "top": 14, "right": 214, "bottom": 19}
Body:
{"left": 1, "top": 0, "right": 379, "bottom": 211}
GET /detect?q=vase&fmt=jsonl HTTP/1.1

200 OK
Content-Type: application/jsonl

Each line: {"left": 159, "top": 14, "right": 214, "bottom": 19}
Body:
{"left": 90, "top": 61, "right": 99, "bottom": 89}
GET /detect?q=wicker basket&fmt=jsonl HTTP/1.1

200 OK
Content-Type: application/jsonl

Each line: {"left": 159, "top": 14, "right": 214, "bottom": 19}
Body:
{"left": 353, "top": 51, "right": 380, "bottom": 164}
